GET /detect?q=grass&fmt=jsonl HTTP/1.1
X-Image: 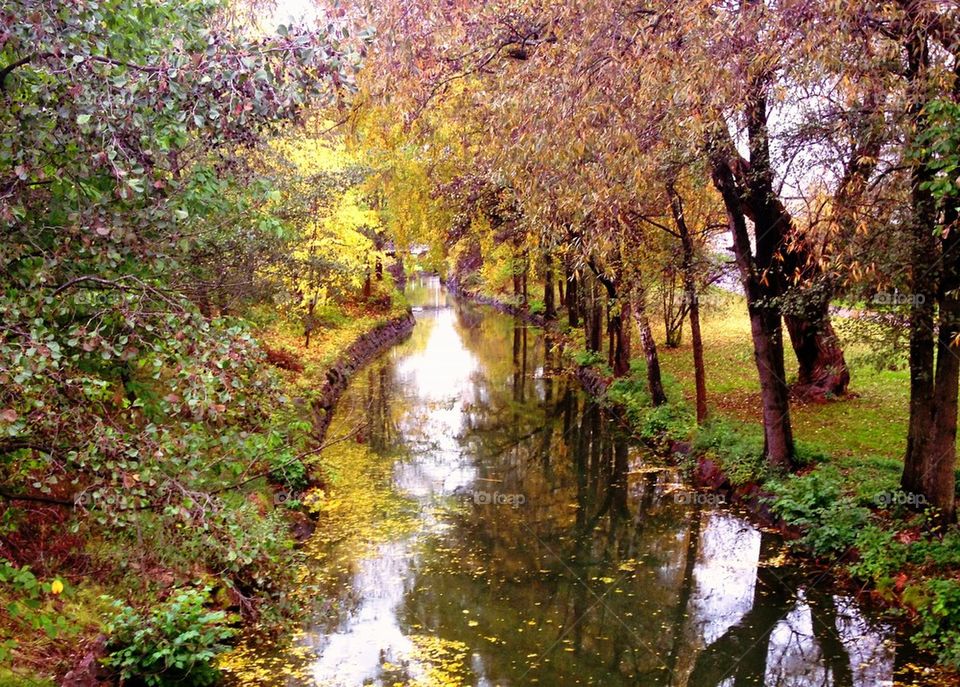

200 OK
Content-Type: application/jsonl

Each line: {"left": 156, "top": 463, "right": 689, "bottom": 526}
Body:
{"left": 652, "top": 294, "right": 914, "bottom": 503}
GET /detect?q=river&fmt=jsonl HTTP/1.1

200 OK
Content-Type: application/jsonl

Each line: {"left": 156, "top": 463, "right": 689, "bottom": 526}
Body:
{"left": 222, "top": 275, "right": 921, "bottom": 687}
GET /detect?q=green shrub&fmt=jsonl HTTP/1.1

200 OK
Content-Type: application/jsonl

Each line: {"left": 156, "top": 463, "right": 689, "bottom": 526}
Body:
{"left": 571, "top": 348, "right": 605, "bottom": 367}
{"left": 268, "top": 453, "right": 309, "bottom": 491}
{"left": 527, "top": 298, "right": 545, "bottom": 316}
{"left": 103, "top": 587, "right": 237, "bottom": 686}
{"left": 690, "top": 419, "right": 770, "bottom": 486}
{"left": 849, "top": 524, "right": 907, "bottom": 586}
{"left": 911, "top": 578, "right": 960, "bottom": 669}
{"left": 767, "top": 468, "right": 869, "bottom": 557}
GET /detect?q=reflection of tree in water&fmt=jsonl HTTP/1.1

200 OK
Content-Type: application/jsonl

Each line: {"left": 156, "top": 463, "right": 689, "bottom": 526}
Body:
{"left": 362, "top": 305, "right": 893, "bottom": 687}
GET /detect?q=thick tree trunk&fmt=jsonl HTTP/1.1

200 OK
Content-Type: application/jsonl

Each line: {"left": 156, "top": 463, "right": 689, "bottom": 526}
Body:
{"left": 902, "top": 28, "right": 942, "bottom": 505}
{"left": 927, "top": 289, "right": 959, "bottom": 522}
{"left": 783, "top": 311, "right": 849, "bottom": 400}
{"left": 667, "top": 184, "right": 708, "bottom": 422}
{"left": 610, "top": 300, "right": 632, "bottom": 378}
{"left": 711, "top": 151, "right": 796, "bottom": 469}
{"left": 543, "top": 251, "right": 556, "bottom": 320}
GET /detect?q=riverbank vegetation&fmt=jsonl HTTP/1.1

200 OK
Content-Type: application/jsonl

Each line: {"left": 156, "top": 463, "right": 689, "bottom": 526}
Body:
{"left": 3, "top": 0, "right": 960, "bottom": 683}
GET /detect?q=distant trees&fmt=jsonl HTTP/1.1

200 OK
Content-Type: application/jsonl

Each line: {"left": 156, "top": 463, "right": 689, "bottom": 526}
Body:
{"left": 363, "top": 0, "right": 960, "bottom": 514}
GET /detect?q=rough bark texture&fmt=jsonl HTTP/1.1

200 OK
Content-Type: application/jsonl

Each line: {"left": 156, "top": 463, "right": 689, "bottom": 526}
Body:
{"left": 783, "top": 312, "right": 850, "bottom": 400}
{"left": 711, "top": 142, "right": 796, "bottom": 470}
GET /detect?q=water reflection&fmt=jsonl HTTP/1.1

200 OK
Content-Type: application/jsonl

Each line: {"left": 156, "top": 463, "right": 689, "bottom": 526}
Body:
{"left": 230, "top": 276, "right": 909, "bottom": 687}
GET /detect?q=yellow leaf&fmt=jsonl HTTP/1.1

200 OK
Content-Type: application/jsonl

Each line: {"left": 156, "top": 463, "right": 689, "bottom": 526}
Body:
{"left": 50, "top": 579, "right": 64, "bottom": 595}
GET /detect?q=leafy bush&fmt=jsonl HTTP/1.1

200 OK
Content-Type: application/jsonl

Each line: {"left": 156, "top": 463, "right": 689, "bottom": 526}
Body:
{"left": 571, "top": 349, "right": 605, "bottom": 367}
{"left": 690, "top": 419, "right": 770, "bottom": 486}
{"left": 911, "top": 578, "right": 960, "bottom": 669}
{"left": 0, "top": 560, "right": 71, "bottom": 660}
{"left": 849, "top": 524, "right": 907, "bottom": 586}
{"left": 103, "top": 587, "right": 237, "bottom": 686}
{"left": 527, "top": 298, "right": 545, "bottom": 316}
{"left": 268, "top": 452, "right": 310, "bottom": 491}
{"left": 767, "top": 468, "right": 869, "bottom": 557}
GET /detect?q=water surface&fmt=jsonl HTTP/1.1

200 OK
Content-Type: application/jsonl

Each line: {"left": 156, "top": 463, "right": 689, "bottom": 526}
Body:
{"left": 225, "top": 276, "right": 918, "bottom": 687}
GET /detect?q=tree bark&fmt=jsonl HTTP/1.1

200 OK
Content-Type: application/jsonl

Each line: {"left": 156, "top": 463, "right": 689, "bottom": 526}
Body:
{"left": 611, "top": 299, "right": 632, "bottom": 378}
{"left": 543, "top": 250, "right": 556, "bottom": 320}
{"left": 711, "top": 148, "right": 796, "bottom": 469}
{"left": 667, "top": 184, "right": 708, "bottom": 422}
{"left": 634, "top": 290, "right": 667, "bottom": 405}
{"left": 901, "top": 24, "right": 942, "bottom": 509}
{"left": 566, "top": 266, "right": 580, "bottom": 328}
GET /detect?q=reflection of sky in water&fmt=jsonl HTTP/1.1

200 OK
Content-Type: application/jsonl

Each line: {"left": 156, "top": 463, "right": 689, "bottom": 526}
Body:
{"left": 690, "top": 511, "right": 761, "bottom": 646}
{"left": 393, "top": 306, "right": 479, "bottom": 496}
{"left": 763, "top": 594, "right": 896, "bottom": 687}
{"left": 308, "top": 542, "right": 425, "bottom": 686}
{"left": 309, "top": 283, "right": 481, "bottom": 686}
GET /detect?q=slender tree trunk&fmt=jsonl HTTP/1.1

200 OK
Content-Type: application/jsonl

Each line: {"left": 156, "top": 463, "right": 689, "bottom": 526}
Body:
{"left": 634, "top": 288, "right": 667, "bottom": 405}
{"left": 567, "top": 266, "right": 580, "bottom": 328}
{"left": 667, "top": 184, "right": 708, "bottom": 422}
{"left": 557, "top": 277, "right": 565, "bottom": 306}
{"left": 543, "top": 250, "right": 556, "bottom": 320}
{"left": 610, "top": 299, "right": 631, "bottom": 378}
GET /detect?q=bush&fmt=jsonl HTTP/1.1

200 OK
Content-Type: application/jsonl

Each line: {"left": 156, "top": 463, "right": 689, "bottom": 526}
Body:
{"left": 690, "top": 419, "right": 769, "bottom": 486}
{"left": 103, "top": 587, "right": 237, "bottom": 686}
{"left": 767, "top": 468, "right": 869, "bottom": 557}
{"left": 911, "top": 578, "right": 960, "bottom": 669}
{"left": 571, "top": 349, "right": 605, "bottom": 367}
{"left": 849, "top": 524, "right": 907, "bottom": 586}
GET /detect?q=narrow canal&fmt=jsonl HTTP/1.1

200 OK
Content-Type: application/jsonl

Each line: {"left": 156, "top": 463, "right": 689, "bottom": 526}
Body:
{"left": 223, "top": 275, "right": 912, "bottom": 687}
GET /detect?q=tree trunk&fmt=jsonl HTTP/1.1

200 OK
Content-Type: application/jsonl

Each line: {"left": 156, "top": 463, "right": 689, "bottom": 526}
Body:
{"left": 610, "top": 300, "right": 631, "bottom": 378}
{"left": 567, "top": 267, "right": 580, "bottom": 328}
{"left": 634, "top": 289, "right": 667, "bottom": 405}
{"left": 901, "top": 26, "right": 943, "bottom": 511}
{"left": 711, "top": 149, "right": 796, "bottom": 469}
{"left": 543, "top": 250, "right": 557, "bottom": 320}
{"left": 583, "top": 274, "right": 603, "bottom": 353}
{"left": 667, "top": 184, "right": 708, "bottom": 422}
{"left": 783, "top": 311, "right": 849, "bottom": 400}
{"left": 557, "top": 277, "right": 565, "bottom": 306}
